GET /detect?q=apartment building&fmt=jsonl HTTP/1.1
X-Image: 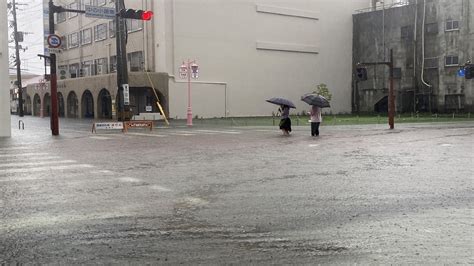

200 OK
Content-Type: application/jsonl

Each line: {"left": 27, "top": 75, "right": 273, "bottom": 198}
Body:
{"left": 353, "top": 0, "right": 474, "bottom": 113}
{"left": 31, "top": 0, "right": 167, "bottom": 119}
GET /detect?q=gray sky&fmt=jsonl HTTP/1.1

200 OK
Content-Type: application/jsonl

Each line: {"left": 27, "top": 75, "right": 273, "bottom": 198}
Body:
{"left": 9, "top": 0, "right": 45, "bottom": 75}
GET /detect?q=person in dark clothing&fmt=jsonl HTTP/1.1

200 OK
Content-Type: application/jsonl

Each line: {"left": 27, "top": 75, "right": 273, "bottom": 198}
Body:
{"left": 278, "top": 105, "right": 291, "bottom": 135}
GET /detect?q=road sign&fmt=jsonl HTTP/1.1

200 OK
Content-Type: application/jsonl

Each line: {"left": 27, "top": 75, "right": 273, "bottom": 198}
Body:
{"left": 47, "top": 34, "right": 61, "bottom": 48}
{"left": 85, "top": 5, "right": 116, "bottom": 19}
{"left": 123, "top": 84, "right": 130, "bottom": 105}
{"left": 45, "top": 47, "right": 62, "bottom": 53}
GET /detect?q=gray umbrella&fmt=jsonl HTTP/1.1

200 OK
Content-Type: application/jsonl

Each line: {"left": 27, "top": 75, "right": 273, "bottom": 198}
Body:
{"left": 301, "top": 94, "right": 330, "bottom": 108}
{"left": 266, "top": 97, "right": 296, "bottom": 108}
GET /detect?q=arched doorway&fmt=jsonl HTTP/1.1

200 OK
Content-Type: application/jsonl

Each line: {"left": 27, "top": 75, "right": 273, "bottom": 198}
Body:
{"left": 25, "top": 94, "right": 32, "bottom": 115}
{"left": 43, "top": 93, "right": 51, "bottom": 116}
{"left": 67, "top": 91, "right": 79, "bottom": 118}
{"left": 81, "top": 90, "right": 94, "bottom": 118}
{"left": 33, "top": 94, "right": 41, "bottom": 116}
{"left": 58, "top": 92, "right": 65, "bottom": 117}
{"left": 98, "top": 89, "right": 112, "bottom": 119}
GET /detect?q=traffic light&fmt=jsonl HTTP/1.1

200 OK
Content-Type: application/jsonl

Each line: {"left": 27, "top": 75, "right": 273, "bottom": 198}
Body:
{"left": 465, "top": 64, "right": 474, "bottom": 79}
{"left": 119, "top": 9, "right": 153, "bottom": 20}
{"left": 356, "top": 67, "right": 368, "bottom": 81}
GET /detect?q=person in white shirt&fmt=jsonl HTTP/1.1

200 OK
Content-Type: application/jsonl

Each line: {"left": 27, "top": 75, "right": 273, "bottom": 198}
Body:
{"left": 308, "top": 105, "right": 322, "bottom": 136}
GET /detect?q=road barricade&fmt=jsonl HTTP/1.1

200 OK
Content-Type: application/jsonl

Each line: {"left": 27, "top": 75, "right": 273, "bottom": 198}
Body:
{"left": 91, "top": 122, "right": 124, "bottom": 133}
{"left": 124, "top": 120, "right": 153, "bottom": 132}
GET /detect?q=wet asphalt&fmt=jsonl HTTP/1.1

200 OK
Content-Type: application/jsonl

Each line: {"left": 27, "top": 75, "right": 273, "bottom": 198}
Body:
{"left": 1, "top": 116, "right": 473, "bottom": 264}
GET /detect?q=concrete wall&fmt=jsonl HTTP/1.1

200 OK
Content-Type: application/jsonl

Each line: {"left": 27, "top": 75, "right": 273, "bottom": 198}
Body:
{"left": 353, "top": 0, "right": 473, "bottom": 113}
{"left": 0, "top": 0, "right": 11, "bottom": 137}
{"left": 155, "top": 0, "right": 368, "bottom": 118}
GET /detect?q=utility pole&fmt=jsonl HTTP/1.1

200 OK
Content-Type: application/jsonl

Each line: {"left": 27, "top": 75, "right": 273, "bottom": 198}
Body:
{"left": 357, "top": 49, "right": 395, "bottom": 129}
{"left": 115, "top": 0, "right": 129, "bottom": 121}
{"left": 12, "top": 0, "right": 23, "bottom": 117}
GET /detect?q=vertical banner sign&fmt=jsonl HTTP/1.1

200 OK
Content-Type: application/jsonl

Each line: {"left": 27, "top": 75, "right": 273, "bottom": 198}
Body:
{"left": 123, "top": 84, "right": 130, "bottom": 105}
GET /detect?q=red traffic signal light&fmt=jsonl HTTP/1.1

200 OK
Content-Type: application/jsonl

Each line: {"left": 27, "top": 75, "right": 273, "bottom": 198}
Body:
{"left": 141, "top": 11, "right": 153, "bottom": 21}
{"left": 119, "top": 9, "right": 153, "bottom": 20}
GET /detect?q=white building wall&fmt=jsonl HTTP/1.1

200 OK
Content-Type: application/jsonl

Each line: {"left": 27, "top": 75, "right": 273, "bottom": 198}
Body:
{"left": 0, "top": 0, "right": 11, "bottom": 137}
{"left": 155, "top": 0, "right": 368, "bottom": 118}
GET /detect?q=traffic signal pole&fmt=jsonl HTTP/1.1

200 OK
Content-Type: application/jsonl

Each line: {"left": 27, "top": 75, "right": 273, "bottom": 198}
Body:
{"left": 115, "top": 0, "right": 128, "bottom": 121}
{"left": 48, "top": 0, "right": 59, "bottom": 135}
{"left": 358, "top": 49, "right": 395, "bottom": 129}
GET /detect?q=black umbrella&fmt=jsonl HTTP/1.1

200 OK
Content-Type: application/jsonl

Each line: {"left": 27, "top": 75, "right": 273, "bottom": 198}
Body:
{"left": 266, "top": 97, "right": 296, "bottom": 108}
{"left": 301, "top": 94, "right": 330, "bottom": 108}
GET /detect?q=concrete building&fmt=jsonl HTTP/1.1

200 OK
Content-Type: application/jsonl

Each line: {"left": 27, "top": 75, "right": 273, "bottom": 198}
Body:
{"left": 353, "top": 0, "right": 474, "bottom": 113}
{"left": 1, "top": 0, "right": 11, "bottom": 137}
{"left": 156, "top": 0, "right": 368, "bottom": 118}
{"left": 33, "top": 0, "right": 371, "bottom": 120}
{"left": 39, "top": 0, "right": 168, "bottom": 120}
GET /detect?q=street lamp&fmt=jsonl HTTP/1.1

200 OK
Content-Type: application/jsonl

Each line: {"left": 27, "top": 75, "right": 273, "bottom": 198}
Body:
{"left": 179, "top": 60, "right": 199, "bottom": 126}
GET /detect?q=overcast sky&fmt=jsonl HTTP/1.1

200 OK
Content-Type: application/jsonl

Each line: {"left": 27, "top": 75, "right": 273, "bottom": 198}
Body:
{"left": 9, "top": 0, "right": 45, "bottom": 75}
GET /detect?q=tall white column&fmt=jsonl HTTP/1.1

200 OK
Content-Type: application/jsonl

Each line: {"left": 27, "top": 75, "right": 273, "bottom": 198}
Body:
{"left": 0, "top": 0, "right": 11, "bottom": 137}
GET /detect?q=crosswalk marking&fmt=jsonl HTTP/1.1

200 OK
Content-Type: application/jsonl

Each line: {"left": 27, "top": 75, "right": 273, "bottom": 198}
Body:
{"left": 126, "top": 132, "right": 167, "bottom": 137}
{"left": 0, "top": 152, "right": 50, "bottom": 158}
{"left": 0, "top": 160, "right": 77, "bottom": 168}
{"left": 0, "top": 164, "right": 94, "bottom": 174}
{"left": 195, "top": 129, "right": 241, "bottom": 134}
{"left": 0, "top": 156, "right": 62, "bottom": 162}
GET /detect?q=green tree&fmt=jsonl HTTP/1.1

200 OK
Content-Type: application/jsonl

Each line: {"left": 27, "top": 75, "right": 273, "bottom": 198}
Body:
{"left": 312, "top": 83, "right": 332, "bottom": 102}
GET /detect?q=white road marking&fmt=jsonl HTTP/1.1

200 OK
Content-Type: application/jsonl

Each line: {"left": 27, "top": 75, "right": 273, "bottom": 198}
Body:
{"left": 0, "top": 146, "right": 32, "bottom": 151}
{"left": 0, "top": 152, "right": 50, "bottom": 158}
{"left": 0, "top": 164, "right": 93, "bottom": 174}
{"left": 0, "top": 156, "right": 61, "bottom": 162}
{"left": 126, "top": 132, "right": 167, "bottom": 137}
{"left": 149, "top": 185, "right": 172, "bottom": 192}
{"left": 196, "top": 129, "right": 241, "bottom": 134}
{"left": 308, "top": 144, "right": 319, "bottom": 147}
{"left": 90, "top": 136, "right": 113, "bottom": 140}
{"left": 118, "top": 177, "right": 142, "bottom": 183}
{"left": 90, "top": 170, "right": 114, "bottom": 175}
{"left": 167, "top": 132, "right": 195, "bottom": 136}
{"left": 0, "top": 160, "right": 77, "bottom": 168}
{"left": 440, "top": 143, "right": 452, "bottom": 147}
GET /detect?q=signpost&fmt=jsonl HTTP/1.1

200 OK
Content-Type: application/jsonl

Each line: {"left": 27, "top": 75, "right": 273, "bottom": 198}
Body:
{"left": 84, "top": 5, "right": 116, "bottom": 19}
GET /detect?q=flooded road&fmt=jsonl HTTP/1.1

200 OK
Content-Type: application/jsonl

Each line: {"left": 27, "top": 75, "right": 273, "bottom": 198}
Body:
{"left": 1, "top": 116, "right": 473, "bottom": 264}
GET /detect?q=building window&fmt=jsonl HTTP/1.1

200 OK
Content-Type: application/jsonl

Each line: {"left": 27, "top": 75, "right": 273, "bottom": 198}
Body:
{"left": 109, "top": 20, "right": 116, "bottom": 38}
{"left": 110, "top": 55, "right": 117, "bottom": 73}
{"left": 424, "top": 57, "right": 438, "bottom": 69}
{"left": 445, "top": 20, "right": 459, "bottom": 31}
{"left": 126, "top": 19, "right": 143, "bottom": 33}
{"left": 82, "top": 0, "right": 92, "bottom": 10}
{"left": 400, "top": 25, "right": 413, "bottom": 41}
{"left": 94, "top": 58, "right": 108, "bottom": 75}
{"left": 56, "top": 12, "right": 66, "bottom": 23}
{"left": 128, "top": 51, "right": 144, "bottom": 72}
{"left": 94, "top": 23, "right": 107, "bottom": 41}
{"left": 81, "top": 61, "right": 93, "bottom": 77}
{"left": 68, "top": 32, "right": 80, "bottom": 48}
{"left": 94, "top": 0, "right": 106, "bottom": 6}
{"left": 445, "top": 55, "right": 459, "bottom": 66}
{"left": 392, "top": 68, "right": 402, "bottom": 79}
{"left": 425, "top": 22, "right": 438, "bottom": 35}
{"left": 69, "top": 63, "right": 80, "bottom": 78}
{"left": 68, "top": 2, "right": 79, "bottom": 19}
{"left": 81, "top": 28, "right": 92, "bottom": 45}
{"left": 60, "top": 36, "right": 67, "bottom": 50}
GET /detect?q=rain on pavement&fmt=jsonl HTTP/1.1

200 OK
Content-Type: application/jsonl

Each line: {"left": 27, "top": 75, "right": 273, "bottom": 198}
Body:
{"left": 1, "top": 116, "right": 473, "bottom": 264}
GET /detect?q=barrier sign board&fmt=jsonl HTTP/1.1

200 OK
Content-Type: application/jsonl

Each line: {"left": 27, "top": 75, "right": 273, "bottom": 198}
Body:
{"left": 92, "top": 122, "right": 124, "bottom": 133}
{"left": 124, "top": 121, "right": 153, "bottom": 132}
{"left": 85, "top": 5, "right": 116, "bottom": 19}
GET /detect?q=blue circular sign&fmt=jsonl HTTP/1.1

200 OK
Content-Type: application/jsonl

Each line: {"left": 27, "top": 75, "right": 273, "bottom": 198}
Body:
{"left": 47, "top": 34, "right": 62, "bottom": 48}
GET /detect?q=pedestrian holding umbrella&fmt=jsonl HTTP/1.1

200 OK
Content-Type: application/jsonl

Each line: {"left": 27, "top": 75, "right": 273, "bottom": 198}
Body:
{"left": 301, "top": 93, "right": 330, "bottom": 137}
{"left": 266, "top": 97, "right": 295, "bottom": 135}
